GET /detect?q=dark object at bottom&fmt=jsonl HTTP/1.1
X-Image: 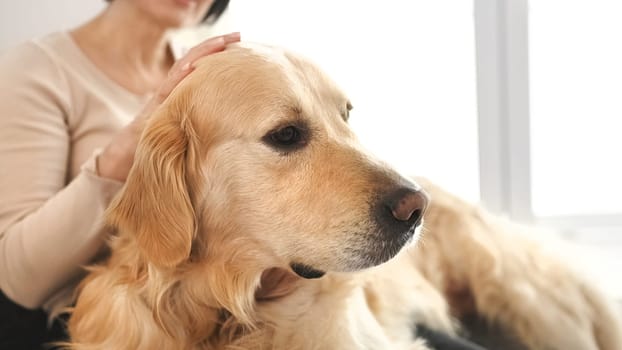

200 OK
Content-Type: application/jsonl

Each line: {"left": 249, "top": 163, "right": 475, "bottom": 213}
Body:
{"left": 417, "top": 324, "right": 488, "bottom": 350}
{"left": 416, "top": 314, "right": 529, "bottom": 350}
{"left": 0, "top": 290, "right": 68, "bottom": 350}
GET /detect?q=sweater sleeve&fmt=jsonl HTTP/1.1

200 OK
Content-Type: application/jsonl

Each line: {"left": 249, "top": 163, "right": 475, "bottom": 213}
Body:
{"left": 0, "top": 42, "right": 124, "bottom": 309}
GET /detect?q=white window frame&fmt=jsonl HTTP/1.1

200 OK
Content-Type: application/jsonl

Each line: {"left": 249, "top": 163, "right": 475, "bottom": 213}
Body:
{"left": 473, "top": 0, "right": 622, "bottom": 238}
{"left": 475, "top": 0, "right": 532, "bottom": 221}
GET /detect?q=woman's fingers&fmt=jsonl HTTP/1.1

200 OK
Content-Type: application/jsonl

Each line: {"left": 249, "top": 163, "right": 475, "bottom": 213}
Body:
{"left": 171, "top": 32, "right": 241, "bottom": 75}
{"left": 141, "top": 32, "right": 242, "bottom": 121}
{"left": 185, "top": 31, "right": 241, "bottom": 66}
{"left": 153, "top": 32, "right": 241, "bottom": 106}
{"left": 147, "top": 32, "right": 241, "bottom": 109}
{"left": 153, "top": 62, "right": 194, "bottom": 106}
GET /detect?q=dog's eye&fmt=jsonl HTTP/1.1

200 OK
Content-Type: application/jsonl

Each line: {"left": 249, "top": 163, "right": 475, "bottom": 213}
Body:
{"left": 272, "top": 126, "right": 299, "bottom": 145}
{"left": 263, "top": 125, "right": 308, "bottom": 152}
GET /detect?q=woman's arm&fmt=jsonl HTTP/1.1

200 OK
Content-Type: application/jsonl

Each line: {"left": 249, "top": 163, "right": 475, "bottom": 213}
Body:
{"left": 0, "top": 41, "right": 124, "bottom": 309}
{"left": 0, "top": 33, "right": 240, "bottom": 309}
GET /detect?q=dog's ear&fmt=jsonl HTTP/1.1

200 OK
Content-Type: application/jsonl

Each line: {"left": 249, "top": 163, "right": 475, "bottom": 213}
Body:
{"left": 107, "top": 105, "right": 199, "bottom": 268}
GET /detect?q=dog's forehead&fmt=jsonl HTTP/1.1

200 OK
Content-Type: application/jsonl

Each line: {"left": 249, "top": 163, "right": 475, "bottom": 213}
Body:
{"left": 190, "top": 42, "right": 310, "bottom": 98}
{"left": 184, "top": 43, "right": 351, "bottom": 137}
{"left": 225, "top": 43, "right": 341, "bottom": 93}
{"left": 228, "top": 42, "right": 290, "bottom": 67}
{"left": 236, "top": 44, "right": 348, "bottom": 103}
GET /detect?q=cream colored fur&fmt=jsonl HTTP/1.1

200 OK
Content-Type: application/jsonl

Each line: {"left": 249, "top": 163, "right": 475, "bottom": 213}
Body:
{"left": 67, "top": 44, "right": 622, "bottom": 350}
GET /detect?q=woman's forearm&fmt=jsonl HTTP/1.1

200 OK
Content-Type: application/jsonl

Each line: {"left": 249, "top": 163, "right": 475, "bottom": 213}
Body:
{"left": 0, "top": 154, "right": 123, "bottom": 309}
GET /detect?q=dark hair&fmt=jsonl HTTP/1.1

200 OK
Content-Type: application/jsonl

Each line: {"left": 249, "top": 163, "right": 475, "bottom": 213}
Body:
{"left": 203, "top": 0, "right": 229, "bottom": 24}
{"left": 103, "top": 0, "right": 230, "bottom": 24}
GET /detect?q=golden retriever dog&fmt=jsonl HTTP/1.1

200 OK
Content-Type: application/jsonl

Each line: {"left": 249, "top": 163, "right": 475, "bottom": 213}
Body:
{"left": 67, "top": 43, "right": 622, "bottom": 350}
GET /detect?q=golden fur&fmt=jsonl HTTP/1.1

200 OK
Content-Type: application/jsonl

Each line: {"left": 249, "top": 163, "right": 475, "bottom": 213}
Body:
{"left": 68, "top": 44, "right": 622, "bottom": 350}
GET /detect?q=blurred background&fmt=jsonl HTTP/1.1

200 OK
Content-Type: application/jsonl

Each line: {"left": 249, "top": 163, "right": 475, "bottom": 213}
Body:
{"left": 1, "top": 0, "right": 620, "bottom": 297}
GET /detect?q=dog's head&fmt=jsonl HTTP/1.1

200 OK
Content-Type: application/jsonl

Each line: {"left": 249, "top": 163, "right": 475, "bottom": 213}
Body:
{"left": 108, "top": 43, "right": 428, "bottom": 281}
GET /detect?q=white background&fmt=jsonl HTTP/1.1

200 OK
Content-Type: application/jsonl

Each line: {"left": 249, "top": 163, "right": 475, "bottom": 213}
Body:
{"left": 1, "top": 0, "right": 620, "bottom": 297}
{"left": 530, "top": 0, "right": 622, "bottom": 217}
{"left": 0, "top": 1, "right": 105, "bottom": 52}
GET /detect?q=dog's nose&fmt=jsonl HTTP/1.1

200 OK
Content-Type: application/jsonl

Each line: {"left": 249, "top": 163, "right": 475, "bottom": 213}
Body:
{"left": 384, "top": 187, "right": 429, "bottom": 224}
{"left": 370, "top": 186, "right": 429, "bottom": 264}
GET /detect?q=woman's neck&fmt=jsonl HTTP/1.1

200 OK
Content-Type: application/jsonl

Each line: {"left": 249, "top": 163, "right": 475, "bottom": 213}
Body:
{"left": 71, "top": 1, "right": 175, "bottom": 95}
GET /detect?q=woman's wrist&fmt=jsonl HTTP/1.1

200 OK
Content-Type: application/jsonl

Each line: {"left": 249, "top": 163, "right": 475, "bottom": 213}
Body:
{"left": 97, "top": 138, "right": 136, "bottom": 182}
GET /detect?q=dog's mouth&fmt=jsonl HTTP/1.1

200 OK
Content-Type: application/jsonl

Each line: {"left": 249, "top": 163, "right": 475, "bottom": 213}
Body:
{"left": 354, "top": 221, "right": 422, "bottom": 269}
{"left": 288, "top": 223, "right": 421, "bottom": 278}
{"left": 289, "top": 262, "right": 326, "bottom": 279}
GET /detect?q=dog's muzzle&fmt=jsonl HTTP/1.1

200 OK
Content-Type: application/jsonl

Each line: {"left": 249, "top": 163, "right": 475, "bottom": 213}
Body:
{"left": 290, "top": 186, "right": 429, "bottom": 276}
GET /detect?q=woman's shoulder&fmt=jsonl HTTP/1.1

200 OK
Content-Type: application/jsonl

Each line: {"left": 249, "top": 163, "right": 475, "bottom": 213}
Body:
{"left": 0, "top": 33, "right": 75, "bottom": 127}
{"left": 0, "top": 32, "right": 71, "bottom": 85}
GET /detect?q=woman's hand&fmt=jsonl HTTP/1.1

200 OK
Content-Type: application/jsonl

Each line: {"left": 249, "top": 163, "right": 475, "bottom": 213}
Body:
{"left": 97, "top": 32, "right": 241, "bottom": 182}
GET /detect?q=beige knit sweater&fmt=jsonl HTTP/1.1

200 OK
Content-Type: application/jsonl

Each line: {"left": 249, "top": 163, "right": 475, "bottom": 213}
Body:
{"left": 0, "top": 32, "right": 150, "bottom": 315}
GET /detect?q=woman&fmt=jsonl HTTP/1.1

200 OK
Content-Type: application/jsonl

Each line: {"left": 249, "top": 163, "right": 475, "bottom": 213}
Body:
{"left": 0, "top": 0, "right": 239, "bottom": 347}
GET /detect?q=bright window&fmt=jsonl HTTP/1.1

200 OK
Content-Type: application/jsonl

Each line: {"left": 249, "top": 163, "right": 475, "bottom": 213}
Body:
{"left": 530, "top": 1, "right": 622, "bottom": 217}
